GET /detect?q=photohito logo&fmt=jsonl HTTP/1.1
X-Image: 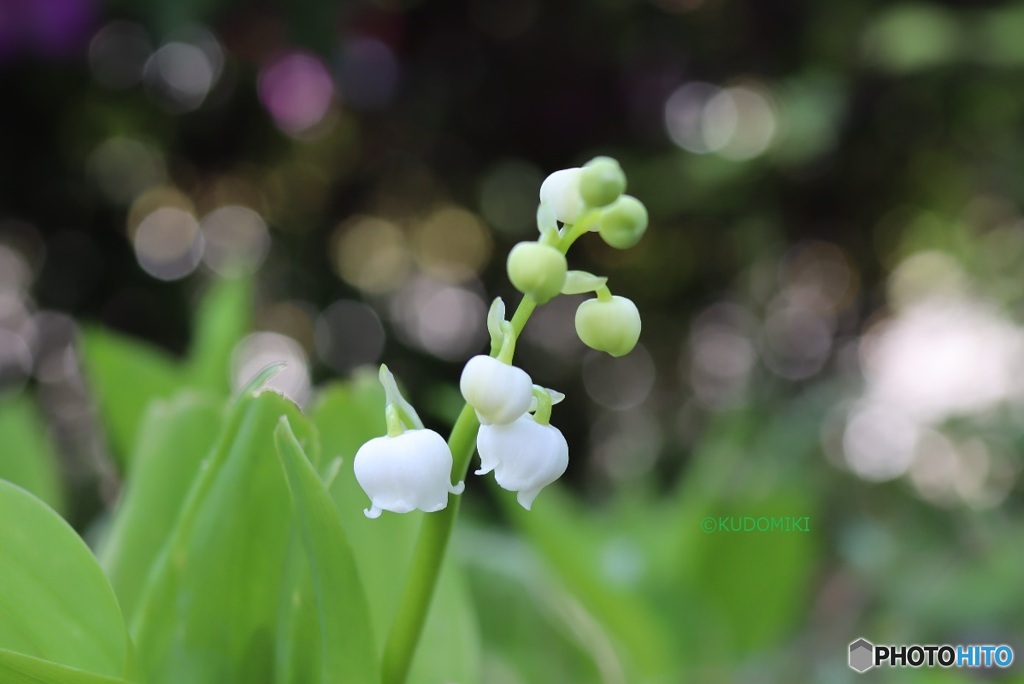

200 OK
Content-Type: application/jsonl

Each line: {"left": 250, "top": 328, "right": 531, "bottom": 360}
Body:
{"left": 848, "top": 637, "right": 1014, "bottom": 673}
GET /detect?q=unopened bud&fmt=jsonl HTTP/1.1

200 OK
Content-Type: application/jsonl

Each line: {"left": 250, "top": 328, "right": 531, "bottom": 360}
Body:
{"left": 507, "top": 241, "right": 567, "bottom": 304}
{"left": 579, "top": 157, "right": 626, "bottom": 208}
{"left": 575, "top": 295, "right": 641, "bottom": 357}
{"left": 598, "top": 195, "right": 648, "bottom": 249}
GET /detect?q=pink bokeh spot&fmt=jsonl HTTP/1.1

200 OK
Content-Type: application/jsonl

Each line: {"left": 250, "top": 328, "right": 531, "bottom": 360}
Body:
{"left": 258, "top": 51, "right": 335, "bottom": 135}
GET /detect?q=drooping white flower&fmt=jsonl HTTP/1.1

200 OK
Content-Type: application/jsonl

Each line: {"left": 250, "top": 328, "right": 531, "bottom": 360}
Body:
{"left": 476, "top": 414, "right": 569, "bottom": 510}
{"left": 539, "top": 168, "right": 584, "bottom": 225}
{"left": 460, "top": 355, "right": 534, "bottom": 425}
{"left": 354, "top": 429, "right": 464, "bottom": 519}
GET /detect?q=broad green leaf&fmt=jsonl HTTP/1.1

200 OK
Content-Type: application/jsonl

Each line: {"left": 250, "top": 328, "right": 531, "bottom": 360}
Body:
{"left": 99, "top": 391, "right": 225, "bottom": 620}
{"left": 274, "top": 457, "right": 345, "bottom": 684}
{"left": 311, "top": 376, "right": 481, "bottom": 684}
{"left": 79, "top": 327, "right": 182, "bottom": 469}
{"left": 0, "top": 395, "right": 64, "bottom": 514}
{"left": 412, "top": 553, "right": 481, "bottom": 684}
{"left": 274, "top": 417, "right": 380, "bottom": 684}
{"left": 460, "top": 525, "right": 621, "bottom": 684}
{"left": 187, "top": 277, "right": 251, "bottom": 393}
{"left": 0, "top": 649, "right": 135, "bottom": 684}
{"left": 275, "top": 533, "right": 321, "bottom": 684}
{"left": 0, "top": 480, "right": 130, "bottom": 677}
{"left": 313, "top": 373, "right": 388, "bottom": 463}
{"left": 499, "top": 485, "right": 674, "bottom": 679}
{"left": 688, "top": 490, "right": 817, "bottom": 658}
{"left": 130, "top": 390, "right": 318, "bottom": 684}
{"left": 312, "top": 376, "right": 417, "bottom": 644}
{"left": 661, "top": 394, "right": 828, "bottom": 664}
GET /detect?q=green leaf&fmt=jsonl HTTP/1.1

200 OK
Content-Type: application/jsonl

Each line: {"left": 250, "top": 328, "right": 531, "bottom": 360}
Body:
{"left": 130, "top": 391, "right": 319, "bottom": 684}
{"left": 99, "top": 391, "right": 225, "bottom": 621}
{"left": 499, "top": 485, "right": 674, "bottom": 679}
{"left": 274, "top": 533, "right": 321, "bottom": 684}
{"left": 274, "top": 416, "right": 380, "bottom": 684}
{"left": 660, "top": 395, "right": 827, "bottom": 664}
{"left": 0, "top": 649, "right": 135, "bottom": 684}
{"left": 0, "top": 480, "right": 130, "bottom": 677}
{"left": 273, "top": 456, "right": 346, "bottom": 684}
{"left": 409, "top": 554, "right": 480, "bottom": 684}
{"left": 312, "top": 377, "right": 415, "bottom": 643}
{"left": 79, "top": 327, "right": 182, "bottom": 469}
{"left": 0, "top": 395, "right": 64, "bottom": 514}
{"left": 311, "top": 376, "right": 481, "bottom": 684}
{"left": 187, "top": 277, "right": 251, "bottom": 394}
{"left": 459, "top": 525, "right": 620, "bottom": 683}
{"left": 688, "top": 491, "right": 817, "bottom": 657}
{"left": 312, "top": 373, "right": 387, "bottom": 464}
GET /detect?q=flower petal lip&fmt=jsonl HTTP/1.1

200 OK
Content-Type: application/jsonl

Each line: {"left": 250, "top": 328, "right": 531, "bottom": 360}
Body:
{"left": 476, "top": 415, "right": 569, "bottom": 510}
{"left": 353, "top": 429, "right": 463, "bottom": 518}
{"left": 539, "top": 167, "right": 584, "bottom": 224}
{"left": 460, "top": 355, "right": 534, "bottom": 425}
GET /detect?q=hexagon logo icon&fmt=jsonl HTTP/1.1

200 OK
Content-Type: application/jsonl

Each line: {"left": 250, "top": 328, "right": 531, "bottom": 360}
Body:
{"left": 849, "top": 638, "right": 875, "bottom": 673}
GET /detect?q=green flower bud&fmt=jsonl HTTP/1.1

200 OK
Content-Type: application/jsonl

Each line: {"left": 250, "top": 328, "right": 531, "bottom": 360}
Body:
{"left": 507, "top": 241, "right": 568, "bottom": 304}
{"left": 597, "top": 195, "right": 648, "bottom": 249}
{"left": 579, "top": 157, "right": 626, "bottom": 208}
{"left": 575, "top": 295, "right": 641, "bottom": 357}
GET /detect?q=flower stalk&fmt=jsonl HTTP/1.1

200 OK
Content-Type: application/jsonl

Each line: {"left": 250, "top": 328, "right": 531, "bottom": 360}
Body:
{"left": 380, "top": 248, "right": 557, "bottom": 684}
{"left": 376, "top": 157, "right": 645, "bottom": 684}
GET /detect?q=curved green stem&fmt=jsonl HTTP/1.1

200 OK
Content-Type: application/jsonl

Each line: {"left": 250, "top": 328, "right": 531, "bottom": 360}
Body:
{"left": 509, "top": 297, "right": 536, "bottom": 336}
{"left": 557, "top": 210, "right": 600, "bottom": 252}
{"left": 496, "top": 322, "right": 516, "bottom": 364}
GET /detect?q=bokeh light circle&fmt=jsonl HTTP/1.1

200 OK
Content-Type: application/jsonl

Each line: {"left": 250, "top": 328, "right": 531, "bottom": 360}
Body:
{"left": 314, "top": 299, "right": 386, "bottom": 373}
{"left": 259, "top": 51, "right": 335, "bottom": 135}
{"left": 132, "top": 207, "right": 204, "bottom": 281}
{"left": 200, "top": 205, "right": 271, "bottom": 276}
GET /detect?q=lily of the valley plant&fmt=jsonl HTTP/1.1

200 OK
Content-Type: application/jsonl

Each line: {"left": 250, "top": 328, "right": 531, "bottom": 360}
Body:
{"left": 357, "top": 156, "right": 649, "bottom": 684}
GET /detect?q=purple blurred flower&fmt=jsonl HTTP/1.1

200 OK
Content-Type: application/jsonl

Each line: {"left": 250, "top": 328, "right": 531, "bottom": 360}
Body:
{"left": 0, "top": 0, "right": 96, "bottom": 62}
{"left": 258, "top": 50, "right": 335, "bottom": 135}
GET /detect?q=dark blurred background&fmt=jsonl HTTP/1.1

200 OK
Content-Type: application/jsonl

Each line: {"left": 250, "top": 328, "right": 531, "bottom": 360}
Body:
{"left": 3, "top": 0, "right": 1024, "bottom": 679}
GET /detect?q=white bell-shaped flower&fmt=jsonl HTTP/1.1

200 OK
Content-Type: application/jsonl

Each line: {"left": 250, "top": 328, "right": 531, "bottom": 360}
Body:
{"left": 476, "top": 414, "right": 568, "bottom": 510}
{"left": 354, "top": 428, "right": 464, "bottom": 519}
{"left": 460, "top": 355, "right": 533, "bottom": 425}
{"left": 539, "top": 168, "right": 584, "bottom": 225}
